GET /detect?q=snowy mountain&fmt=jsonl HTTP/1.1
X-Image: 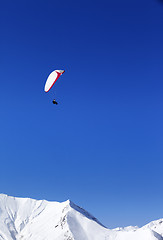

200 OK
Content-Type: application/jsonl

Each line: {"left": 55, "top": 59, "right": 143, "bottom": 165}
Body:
{"left": 0, "top": 194, "right": 162, "bottom": 240}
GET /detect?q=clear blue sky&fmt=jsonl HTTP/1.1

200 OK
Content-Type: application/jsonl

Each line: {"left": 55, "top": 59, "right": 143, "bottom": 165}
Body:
{"left": 0, "top": 0, "right": 163, "bottom": 228}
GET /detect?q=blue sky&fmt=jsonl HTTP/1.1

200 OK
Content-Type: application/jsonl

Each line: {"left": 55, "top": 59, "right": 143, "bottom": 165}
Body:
{"left": 0, "top": 0, "right": 163, "bottom": 228}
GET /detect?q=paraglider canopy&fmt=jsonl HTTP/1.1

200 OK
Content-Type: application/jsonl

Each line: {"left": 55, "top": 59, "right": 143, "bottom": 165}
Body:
{"left": 44, "top": 70, "right": 65, "bottom": 92}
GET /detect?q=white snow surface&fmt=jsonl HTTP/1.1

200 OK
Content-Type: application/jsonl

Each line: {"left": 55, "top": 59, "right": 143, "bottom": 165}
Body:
{"left": 0, "top": 194, "right": 162, "bottom": 240}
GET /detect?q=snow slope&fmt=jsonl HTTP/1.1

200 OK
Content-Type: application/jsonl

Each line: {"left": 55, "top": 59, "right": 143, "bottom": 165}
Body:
{"left": 0, "top": 194, "right": 162, "bottom": 240}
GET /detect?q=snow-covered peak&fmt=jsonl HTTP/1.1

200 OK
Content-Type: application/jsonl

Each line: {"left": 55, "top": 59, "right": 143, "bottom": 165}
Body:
{"left": 68, "top": 199, "right": 105, "bottom": 227}
{"left": 113, "top": 225, "right": 139, "bottom": 232}
{"left": 142, "top": 219, "right": 163, "bottom": 237}
{"left": 0, "top": 194, "right": 162, "bottom": 240}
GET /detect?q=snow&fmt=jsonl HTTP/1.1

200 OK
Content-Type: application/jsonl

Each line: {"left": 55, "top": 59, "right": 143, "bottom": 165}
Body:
{"left": 0, "top": 194, "right": 162, "bottom": 240}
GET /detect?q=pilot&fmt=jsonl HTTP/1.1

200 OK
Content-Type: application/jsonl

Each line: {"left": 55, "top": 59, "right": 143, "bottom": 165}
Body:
{"left": 52, "top": 99, "right": 58, "bottom": 105}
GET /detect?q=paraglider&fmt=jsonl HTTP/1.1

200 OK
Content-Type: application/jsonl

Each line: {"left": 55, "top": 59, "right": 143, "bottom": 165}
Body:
{"left": 44, "top": 70, "right": 65, "bottom": 104}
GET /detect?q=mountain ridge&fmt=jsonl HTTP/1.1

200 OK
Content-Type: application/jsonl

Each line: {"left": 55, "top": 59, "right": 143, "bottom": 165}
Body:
{"left": 0, "top": 194, "right": 162, "bottom": 240}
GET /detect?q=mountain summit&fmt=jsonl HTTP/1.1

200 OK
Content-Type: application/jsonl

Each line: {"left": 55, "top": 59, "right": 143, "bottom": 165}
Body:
{"left": 0, "top": 194, "right": 162, "bottom": 240}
